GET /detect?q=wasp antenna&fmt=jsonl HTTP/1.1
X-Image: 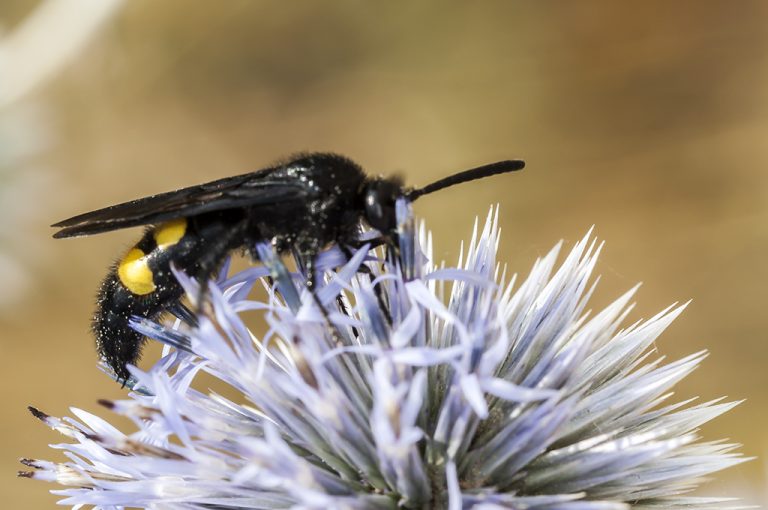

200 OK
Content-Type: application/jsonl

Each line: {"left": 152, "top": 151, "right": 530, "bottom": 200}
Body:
{"left": 407, "top": 159, "right": 525, "bottom": 201}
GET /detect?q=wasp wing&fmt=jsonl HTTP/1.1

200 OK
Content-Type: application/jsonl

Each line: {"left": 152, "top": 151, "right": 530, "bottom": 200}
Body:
{"left": 52, "top": 169, "right": 308, "bottom": 238}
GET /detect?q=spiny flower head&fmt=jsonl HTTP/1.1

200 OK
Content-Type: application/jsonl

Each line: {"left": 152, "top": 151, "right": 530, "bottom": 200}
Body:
{"left": 22, "top": 203, "right": 746, "bottom": 509}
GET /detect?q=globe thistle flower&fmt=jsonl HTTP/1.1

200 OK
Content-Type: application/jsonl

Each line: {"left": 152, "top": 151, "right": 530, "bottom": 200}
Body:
{"left": 21, "top": 202, "right": 746, "bottom": 509}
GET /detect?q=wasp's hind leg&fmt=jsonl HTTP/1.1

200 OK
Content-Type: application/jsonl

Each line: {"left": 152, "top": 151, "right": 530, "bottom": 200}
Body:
{"left": 188, "top": 219, "right": 249, "bottom": 313}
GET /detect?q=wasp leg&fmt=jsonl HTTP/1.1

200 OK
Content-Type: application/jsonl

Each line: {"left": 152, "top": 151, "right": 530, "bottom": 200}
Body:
{"left": 303, "top": 251, "right": 326, "bottom": 315}
{"left": 330, "top": 257, "right": 359, "bottom": 339}
{"left": 189, "top": 220, "right": 248, "bottom": 313}
{"left": 340, "top": 244, "right": 393, "bottom": 327}
{"left": 293, "top": 248, "right": 349, "bottom": 346}
{"left": 167, "top": 302, "right": 198, "bottom": 327}
{"left": 345, "top": 236, "right": 387, "bottom": 251}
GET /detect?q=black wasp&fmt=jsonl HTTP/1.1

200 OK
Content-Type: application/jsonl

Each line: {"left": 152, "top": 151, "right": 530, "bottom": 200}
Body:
{"left": 53, "top": 153, "right": 525, "bottom": 382}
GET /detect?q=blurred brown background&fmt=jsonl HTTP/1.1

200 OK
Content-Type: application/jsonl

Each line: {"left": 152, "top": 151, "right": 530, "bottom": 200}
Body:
{"left": 1, "top": 1, "right": 766, "bottom": 507}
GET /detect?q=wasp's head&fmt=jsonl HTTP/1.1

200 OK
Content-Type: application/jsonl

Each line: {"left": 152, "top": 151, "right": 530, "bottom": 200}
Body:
{"left": 363, "top": 177, "right": 404, "bottom": 236}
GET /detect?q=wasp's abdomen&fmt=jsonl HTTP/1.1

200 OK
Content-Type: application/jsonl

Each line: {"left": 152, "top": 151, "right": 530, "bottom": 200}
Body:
{"left": 94, "top": 218, "right": 193, "bottom": 382}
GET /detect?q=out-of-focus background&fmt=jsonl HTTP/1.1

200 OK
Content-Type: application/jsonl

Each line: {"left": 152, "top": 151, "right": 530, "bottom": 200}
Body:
{"left": 2, "top": 1, "right": 766, "bottom": 507}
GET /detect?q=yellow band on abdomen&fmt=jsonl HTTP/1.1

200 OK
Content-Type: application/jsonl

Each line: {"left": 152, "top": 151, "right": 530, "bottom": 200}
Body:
{"left": 154, "top": 218, "right": 187, "bottom": 249}
{"left": 117, "top": 248, "right": 155, "bottom": 295}
{"left": 118, "top": 219, "right": 187, "bottom": 295}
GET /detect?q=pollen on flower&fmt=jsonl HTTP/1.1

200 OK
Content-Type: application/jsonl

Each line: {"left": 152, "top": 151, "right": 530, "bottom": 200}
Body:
{"left": 23, "top": 204, "right": 747, "bottom": 509}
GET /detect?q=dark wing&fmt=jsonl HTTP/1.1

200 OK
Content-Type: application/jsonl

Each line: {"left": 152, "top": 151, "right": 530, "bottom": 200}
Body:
{"left": 52, "top": 168, "right": 308, "bottom": 238}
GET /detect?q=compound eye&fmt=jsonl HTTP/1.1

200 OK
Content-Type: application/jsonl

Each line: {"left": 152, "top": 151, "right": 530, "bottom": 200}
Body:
{"left": 364, "top": 184, "right": 396, "bottom": 234}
